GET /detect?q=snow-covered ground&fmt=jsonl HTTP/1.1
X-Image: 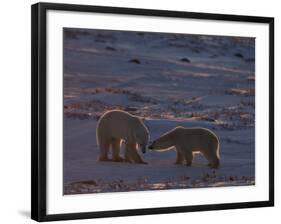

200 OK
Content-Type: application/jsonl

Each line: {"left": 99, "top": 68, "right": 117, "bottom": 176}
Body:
{"left": 63, "top": 28, "right": 255, "bottom": 194}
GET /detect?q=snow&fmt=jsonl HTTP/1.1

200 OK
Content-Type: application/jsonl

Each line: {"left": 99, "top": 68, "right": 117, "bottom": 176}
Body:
{"left": 63, "top": 28, "right": 255, "bottom": 194}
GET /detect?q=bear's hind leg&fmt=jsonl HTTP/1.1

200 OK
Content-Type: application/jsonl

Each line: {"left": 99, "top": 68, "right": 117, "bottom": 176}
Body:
{"left": 98, "top": 141, "right": 110, "bottom": 161}
{"left": 111, "top": 138, "right": 123, "bottom": 162}
{"left": 201, "top": 147, "right": 220, "bottom": 169}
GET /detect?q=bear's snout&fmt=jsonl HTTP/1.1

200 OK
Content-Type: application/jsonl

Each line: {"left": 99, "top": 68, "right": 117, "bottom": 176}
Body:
{"left": 141, "top": 146, "right": 146, "bottom": 154}
{"left": 148, "top": 141, "right": 156, "bottom": 149}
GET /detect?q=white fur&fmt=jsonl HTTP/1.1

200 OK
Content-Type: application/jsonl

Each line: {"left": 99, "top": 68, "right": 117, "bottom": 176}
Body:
{"left": 96, "top": 110, "right": 149, "bottom": 164}
{"left": 149, "top": 127, "right": 220, "bottom": 168}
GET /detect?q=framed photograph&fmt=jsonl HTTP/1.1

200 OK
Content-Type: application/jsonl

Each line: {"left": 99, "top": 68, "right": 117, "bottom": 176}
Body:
{"left": 31, "top": 2, "right": 274, "bottom": 222}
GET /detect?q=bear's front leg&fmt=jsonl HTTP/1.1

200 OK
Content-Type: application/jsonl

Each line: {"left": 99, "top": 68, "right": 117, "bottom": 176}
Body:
{"left": 124, "top": 144, "right": 132, "bottom": 163}
{"left": 125, "top": 143, "right": 147, "bottom": 164}
{"left": 174, "top": 147, "right": 185, "bottom": 164}
{"left": 182, "top": 148, "right": 193, "bottom": 166}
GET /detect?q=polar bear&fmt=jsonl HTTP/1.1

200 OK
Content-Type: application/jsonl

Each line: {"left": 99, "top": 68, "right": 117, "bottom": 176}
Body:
{"left": 148, "top": 126, "right": 220, "bottom": 168}
{"left": 96, "top": 110, "right": 149, "bottom": 164}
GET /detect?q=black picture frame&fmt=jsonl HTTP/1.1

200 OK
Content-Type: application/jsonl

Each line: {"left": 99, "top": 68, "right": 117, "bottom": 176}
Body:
{"left": 31, "top": 2, "right": 274, "bottom": 222}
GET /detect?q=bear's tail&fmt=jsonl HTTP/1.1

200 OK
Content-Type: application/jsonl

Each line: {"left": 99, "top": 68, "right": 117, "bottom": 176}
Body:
{"left": 96, "top": 119, "right": 101, "bottom": 146}
{"left": 212, "top": 141, "right": 220, "bottom": 168}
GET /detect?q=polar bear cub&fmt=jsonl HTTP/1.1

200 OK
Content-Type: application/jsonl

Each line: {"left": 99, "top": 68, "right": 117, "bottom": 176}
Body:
{"left": 96, "top": 110, "right": 149, "bottom": 164}
{"left": 148, "top": 126, "right": 220, "bottom": 168}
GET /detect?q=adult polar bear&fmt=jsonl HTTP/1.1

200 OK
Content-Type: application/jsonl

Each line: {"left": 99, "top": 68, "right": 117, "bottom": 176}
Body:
{"left": 96, "top": 110, "right": 149, "bottom": 164}
{"left": 148, "top": 127, "right": 220, "bottom": 168}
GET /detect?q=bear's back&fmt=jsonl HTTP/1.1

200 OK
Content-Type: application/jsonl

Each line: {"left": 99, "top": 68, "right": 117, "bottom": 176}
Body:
{"left": 97, "top": 110, "right": 137, "bottom": 134}
{"left": 99, "top": 110, "right": 134, "bottom": 123}
{"left": 179, "top": 127, "right": 218, "bottom": 142}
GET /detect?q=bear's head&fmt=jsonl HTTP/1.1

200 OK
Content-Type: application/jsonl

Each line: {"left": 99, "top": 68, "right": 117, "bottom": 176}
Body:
{"left": 148, "top": 127, "right": 180, "bottom": 150}
{"left": 148, "top": 138, "right": 172, "bottom": 151}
